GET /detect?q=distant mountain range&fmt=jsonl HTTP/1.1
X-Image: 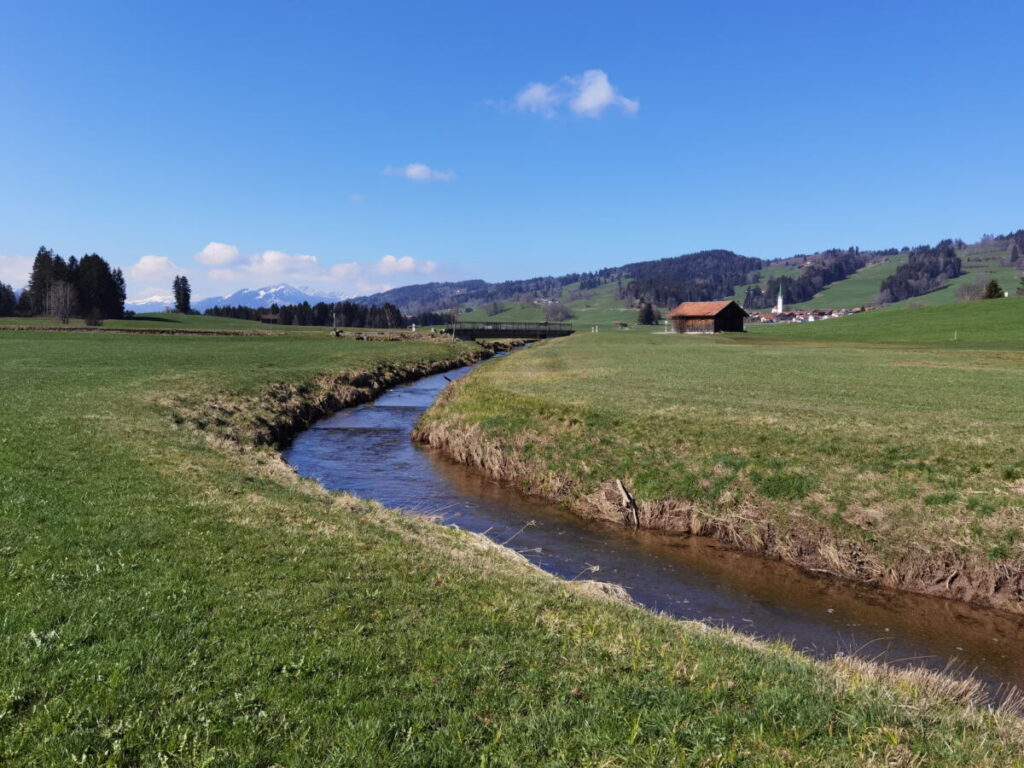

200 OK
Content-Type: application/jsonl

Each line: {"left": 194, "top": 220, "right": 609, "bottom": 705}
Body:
{"left": 191, "top": 284, "right": 348, "bottom": 313}
{"left": 128, "top": 284, "right": 350, "bottom": 314}
{"left": 125, "top": 294, "right": 175, "bottom": 313}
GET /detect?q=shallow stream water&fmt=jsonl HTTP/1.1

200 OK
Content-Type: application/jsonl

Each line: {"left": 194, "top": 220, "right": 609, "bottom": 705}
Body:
{"left": 283, "top": 356, "right": 1024, "bottom": 692}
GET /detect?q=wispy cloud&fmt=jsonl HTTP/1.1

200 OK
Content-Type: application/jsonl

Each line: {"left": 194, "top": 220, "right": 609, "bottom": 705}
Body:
{"left": 347, "top": 193, "right": 366, "bottom": 203}
{"left": 515, "top": 82, "right": 559, "bottom": 117}
{"left": 383, "top": 163, "right": 455, "bottom": 182}
{"left": 511, "top": 69, "right": 638, "bottom": 119}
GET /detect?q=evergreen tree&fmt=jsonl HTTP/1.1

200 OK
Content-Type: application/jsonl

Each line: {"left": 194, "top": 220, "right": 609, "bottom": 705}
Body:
{"left": 27, "top": 246, "right": 55, "bottom": 315}
{"left": 983, "top": 279, "right": 1004, "bottom": 299}
{"left": 637, "top": 302, "right": 657, "bottom": 325}
{"left": 16, "top": 290, "right": 32, "bottom": 316}
{"left": 77, "top": 254, "right": 125, "bottom": 320}
{"left": 172, "top": 275, "right": 192, "bottom": 313}
{"left": 0, "top": 282, "right": 16, "bottom": 316}
{"left": 112, "top": 268, "right": 126, "bottom": 317}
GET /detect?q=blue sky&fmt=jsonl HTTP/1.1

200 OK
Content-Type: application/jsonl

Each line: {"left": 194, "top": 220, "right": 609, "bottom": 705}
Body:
{"left": 2, "top": 1, "right": 1024, "bottom": 300}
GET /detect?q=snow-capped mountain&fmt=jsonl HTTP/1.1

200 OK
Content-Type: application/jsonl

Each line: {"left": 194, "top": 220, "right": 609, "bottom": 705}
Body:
{"left": 191, "top": 284, "right": 344, "bottom": 312}
{"left": 125, "top": 294, "right": 175, "bottom": 313}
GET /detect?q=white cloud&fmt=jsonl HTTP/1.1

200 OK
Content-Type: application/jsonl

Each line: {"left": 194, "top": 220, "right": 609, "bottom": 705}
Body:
{"left": 129, "top": 254, "right": 179, "bottom": 281}
{"left": 383, "top": 163, "right": 454, "bottom": 182}
{"left": 515, "top": 82, "right": 558, "bottom": 117}
{"left": 377, "top": 254, "right": 437, "bottom": 275}
{"left": 0, "top": 255, "right": 33, "bottom": 287}
{"left": 329, "top": 262, "right": 361, "bottom": 280}
{"left": 247, "top": 249, "right": 319, "bottom": 278}
{"left": 510, "top": 69, "right": 637, "bottom": 118}
{"left": 195, "top": 241, "right": 241, "bottom": 266}
{"left": 201, "top": 247, "right": 439, "bottom": 292}
{"left": 567, "top": 69, "right": 638, "bottom": 117}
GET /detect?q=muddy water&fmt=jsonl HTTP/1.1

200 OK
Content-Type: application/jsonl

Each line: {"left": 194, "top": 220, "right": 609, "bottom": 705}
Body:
{"left": 283, "top": 358, "right": 1024, "bottom": 691}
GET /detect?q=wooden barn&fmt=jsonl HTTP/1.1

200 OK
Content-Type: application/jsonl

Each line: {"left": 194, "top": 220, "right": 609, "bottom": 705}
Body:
{"left": 667, "top": 300, "right": 748, "bottom": 334}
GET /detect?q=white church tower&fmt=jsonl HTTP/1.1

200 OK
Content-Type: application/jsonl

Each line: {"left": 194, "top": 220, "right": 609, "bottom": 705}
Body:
{"left": 771, "top": 285, "right": 784, "bottom": 315}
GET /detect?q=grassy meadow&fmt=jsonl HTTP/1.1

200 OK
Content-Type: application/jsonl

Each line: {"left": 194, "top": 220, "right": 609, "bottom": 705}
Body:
{"left": 419, "top": 298, "right": 1024, "bottom": 613}
{"left": 3, "top": 328, "right": 1024, "bottom": 764}
{"left": 0, "top": 312, "right": 331, "bottom": 333}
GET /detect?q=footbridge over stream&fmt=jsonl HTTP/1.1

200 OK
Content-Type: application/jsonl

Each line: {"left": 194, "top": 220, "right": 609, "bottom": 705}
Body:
{"left": 442, "top": 321, "right": 574, "bottom": 340}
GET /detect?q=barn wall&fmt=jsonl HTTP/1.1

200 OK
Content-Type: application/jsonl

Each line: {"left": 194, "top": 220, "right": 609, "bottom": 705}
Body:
{"left": 672, "top": 317, "right": 715, "bottom": 333}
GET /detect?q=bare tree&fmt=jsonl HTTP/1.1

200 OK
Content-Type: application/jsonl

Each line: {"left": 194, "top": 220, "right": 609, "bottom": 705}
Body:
{"left": 47, "top": 281, "right": 77, "bottom": 324}
{"left": 544, "top": 301, "right": 573, "bottom": 321}
{"left": 955, "top": 279, "right": 986, "bottom": 302}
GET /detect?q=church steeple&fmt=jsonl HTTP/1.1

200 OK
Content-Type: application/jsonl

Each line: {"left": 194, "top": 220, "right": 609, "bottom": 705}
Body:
{"left": 772, "top": 285, "right": 784, "bottom": 314}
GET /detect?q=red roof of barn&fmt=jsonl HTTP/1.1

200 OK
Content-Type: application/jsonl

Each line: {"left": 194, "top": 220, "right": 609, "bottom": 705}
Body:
{"left": 667, "top": 300, "right": 747, "bottom": 318}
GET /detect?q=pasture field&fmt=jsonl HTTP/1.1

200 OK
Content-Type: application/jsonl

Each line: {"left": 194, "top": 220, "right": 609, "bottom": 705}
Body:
{"left": 419, "top": 299, "right": 1024, "bottom": 613}
{"left": 2, "top": 329, "right": 1023, "bottom": 765}
{"left": 0, "top": 312, "right": 325, "bottom": 332}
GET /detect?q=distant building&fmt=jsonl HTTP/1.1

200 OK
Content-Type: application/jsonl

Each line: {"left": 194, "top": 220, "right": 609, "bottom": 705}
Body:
{"left": 772, "top": 285, "right": 784, "bottom": 315}
{"left": 667, "top": 300, "right": 748, "bottom": 333}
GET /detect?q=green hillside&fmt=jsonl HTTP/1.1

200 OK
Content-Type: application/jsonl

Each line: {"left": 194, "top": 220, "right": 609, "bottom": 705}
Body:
{"left": 889, "top": 251, "right": 1020, "bottom": 308}
{"left": 791, "top": 256, "right": 907, "bottom": 309}
{"left": 788, "top": 249, "right": 1021, "bottom": 311}
{"left": 457, "top": 281, "right": 671, "bottom": 331}
{"left": 752, "top": 294, "right": 1024, "bottom": 349}
{"left": 732, "top": 261, "right": 802, "bottom": 303}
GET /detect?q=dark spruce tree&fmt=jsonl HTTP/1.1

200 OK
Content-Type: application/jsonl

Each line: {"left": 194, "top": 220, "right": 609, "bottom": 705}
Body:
{"left": 983, "top": 279, "right": 1004, "bottom": 299}
{"left": 27, "top": 246, "right": 55, "bottom": 315}
{"left": 76, "top": 254, "right": 126, "bottom": 320}
{"left": 0, "top": 282, "right": 16, "bottom": 316}
{"left": 172, "top": 275, "right": 192, "bottom": 313}
{"left": 637, "top": 302, "right": 657, "bottom": 325}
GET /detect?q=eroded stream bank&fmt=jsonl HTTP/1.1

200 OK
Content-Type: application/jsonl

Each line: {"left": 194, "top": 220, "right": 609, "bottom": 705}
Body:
{"left": 283, "top": 357, "right": 1024, "bottom": 692}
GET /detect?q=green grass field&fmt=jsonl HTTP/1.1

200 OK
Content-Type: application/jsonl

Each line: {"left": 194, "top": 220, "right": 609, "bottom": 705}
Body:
{"left": 3, "top": 328, "right": 1023, "bottom": 765}
{"left": 421, "top": 299, "right": 1024, "bottom": 614}
{"left": 0, "top": 312, "right": 330, "bottom": 332}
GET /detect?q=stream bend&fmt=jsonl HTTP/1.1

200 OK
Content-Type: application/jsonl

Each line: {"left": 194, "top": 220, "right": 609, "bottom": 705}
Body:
{"left": 283, "top": 358, "right": 1024, "bottom": 691}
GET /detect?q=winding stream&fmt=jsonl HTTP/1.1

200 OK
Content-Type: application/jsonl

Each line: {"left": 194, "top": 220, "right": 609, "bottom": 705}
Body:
{"left": 283, "top": 356, "right": 1024, "bottom": 692}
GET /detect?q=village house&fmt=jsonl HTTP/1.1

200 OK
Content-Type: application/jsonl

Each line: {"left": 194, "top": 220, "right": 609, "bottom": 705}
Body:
{"left": 667, "top": 300, "right": 748, "bottom": 333}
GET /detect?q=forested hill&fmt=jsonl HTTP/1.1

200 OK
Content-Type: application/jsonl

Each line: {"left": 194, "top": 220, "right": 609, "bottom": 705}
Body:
{"left": 351, "top": 249, "right": 766, "bottom": 313}
{"left": 616, "top": 250, "right": 763, "bottom": 306}
{"left": 348, "top": 231, "right": 1024, "bottom": 315}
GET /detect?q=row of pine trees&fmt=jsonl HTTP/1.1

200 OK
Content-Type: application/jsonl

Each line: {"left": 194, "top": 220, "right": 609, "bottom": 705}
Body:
{"left": 0, "top": 246, "right": 126, "bottom": 323}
